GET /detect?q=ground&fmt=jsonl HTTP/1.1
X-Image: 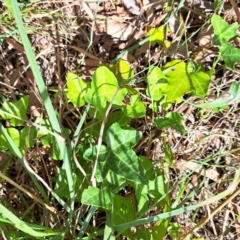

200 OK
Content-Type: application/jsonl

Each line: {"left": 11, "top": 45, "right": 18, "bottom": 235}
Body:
{"left": 0, "top": 0, "right": 240, "bottom": 239}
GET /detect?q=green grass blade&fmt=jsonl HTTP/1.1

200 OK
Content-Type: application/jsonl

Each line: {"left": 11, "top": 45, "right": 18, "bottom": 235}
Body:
{"left": 9, "top": 0, "right": 75, "bottom": 222}
{"left": 0, "top": 204, "right": 59, "bottom": 237}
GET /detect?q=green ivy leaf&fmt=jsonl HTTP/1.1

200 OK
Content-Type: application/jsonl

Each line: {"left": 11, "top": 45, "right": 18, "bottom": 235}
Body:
{"left": 189, "top": 71, "right": 211, "bottom": 98}
{"left": 122, "top": 95, "right": 146, "bottom": 118}
{"left": 134, "top": 174, "right": 165, "bottom": 216}
{"left": 139, "top": 156, "right": 155, "bottom": 181}
{"left": 84, "top": 110, "right": 130, "bottom": 140}
{"left": 113, "top": 59, "right": 134, "bottom": 85}
{"left": 84, "top": 123, "right": 148, "bottom": 184}
{"left": 1, "top": 95, "right": 29, "bottom": 126}
{"left": 0, "top": 128, "right": 20, "bottom": 151}
{"left": 105, "top": 170, "right": 127, "bottom": 189}
{"left": 154, "top": 112, "right": 186, "bottom": 134}
{"left": 112, "top": 88, "right": 128, "bottom": 108}
{"left": 147, "top": 26, "right": 171, "bottom": 48}
{"left": 81, "top": 187, "right": 113, "bottom": 210}
{"left": 67, "top": 72, "right": 89, "bottom": 107}
{"left": 163, "top": 60, "right": 191, "bottom": 102}
{"left": 211, "top": 14, "right": 238, "bottom": 46}
{"left": 147, "top": 66, "right": 168, "bottom": 101}
{"left": 112, "top": 195, "right": 135, "bottom": 239}
{"left": 85, "top": 66, "right": 119, "bottom": 112}
{"left": 220, "top": 42, "right": 240, "bottom": 69}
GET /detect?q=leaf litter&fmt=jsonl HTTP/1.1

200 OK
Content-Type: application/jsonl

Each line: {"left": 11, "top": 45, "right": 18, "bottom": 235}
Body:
{"left": 0, "top": 0, "right": 240, "bottom": 239}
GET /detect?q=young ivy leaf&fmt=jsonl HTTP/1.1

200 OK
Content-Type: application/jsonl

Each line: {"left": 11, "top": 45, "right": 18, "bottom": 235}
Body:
{"left": 113, "top": 59, "right": 134, "bottom": 85}
{"left": 0, "top": 128, "right": 20, "bottom": 152}
{"left": 147, "top": 25, "right": 171, "bottom": 48}
{"left": 147, "top": 66, "right": 168, "bottom": 101}
{"left": 163, "top": 60, "right": 191, "bottom": 102}
{"left": 211, "top": 14, "right": 238, "bottom": 46}
{"left": 83, "top": 123, "right": 148, "bottom": 184}
{"left": 67, "top": 72, "right": 90, "bottom": 107}
{"left": 187, "top": 61, "right": 211, "bottom": 98}
{"left": 0, "top": 95, "right": 29, "bottom": 126}
{"left": 85, "top": 66, "right": 119, "bottom": 112}
{"left": 122, "top": 94, "right": 146, "bottom": 118}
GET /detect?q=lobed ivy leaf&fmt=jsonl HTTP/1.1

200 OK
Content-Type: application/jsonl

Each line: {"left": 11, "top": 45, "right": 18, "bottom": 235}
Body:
{"left": 112, "top": 87, "right": 128, "bottom": 108}
{"left": 122, "top": 94, "right": 146, "bottom": 118}
{"left": 147, "top": 66, "right": 168, "bottom": 101}
{"left": 211, "top": 14, "right": 238, "bottom": 46}
{"left": 0, "top": 95, "right": 29, "bottom": 126}
{"left": 67, "top": 72, "right": 90, "bottom": 107}
{"left": 81, "top": 187, "right": 113, "bottom": 210}
{"left": 85, "top": 66, "right": 119, "bottom": 112}
{"left": 220, "top": 42, "right": 240, "bottom": 70}
{"left": 83, "top": 123, "right": 148, "bottom": 184}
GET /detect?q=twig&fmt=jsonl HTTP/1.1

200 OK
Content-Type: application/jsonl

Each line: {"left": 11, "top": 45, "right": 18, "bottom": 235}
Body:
{"left": 229, "top": 0, "right": 240, "bottom": 24}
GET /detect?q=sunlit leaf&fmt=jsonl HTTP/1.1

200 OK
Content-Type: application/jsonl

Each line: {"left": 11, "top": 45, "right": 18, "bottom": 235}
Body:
{"left": 114, "top": 59, "right": 134, "bottom": 85}
{"left": 189, "top": 71, "right": 211, "bottom": 98}
{"left": 0, "top": 128, "right": 20, "bottom": 151}
{"left": 147, "top": 26, "right": 171, "bottom": 48}
{"left": 1, "top": 95, "right": 29, "bottom": 126}
{"left": 85, "top": 66, "right": 119, "bottom": 112}
{"left": 163, "top": 60, "right": 191, "bottom": 102}
{"left": 67, "top": 72, "right": 90, "bottom": 107}
{"left": 147, "top": 66, "right": 168, "bottom": 101}
{"left": 122, "top": 95, "right": 146, "bottom": 118}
